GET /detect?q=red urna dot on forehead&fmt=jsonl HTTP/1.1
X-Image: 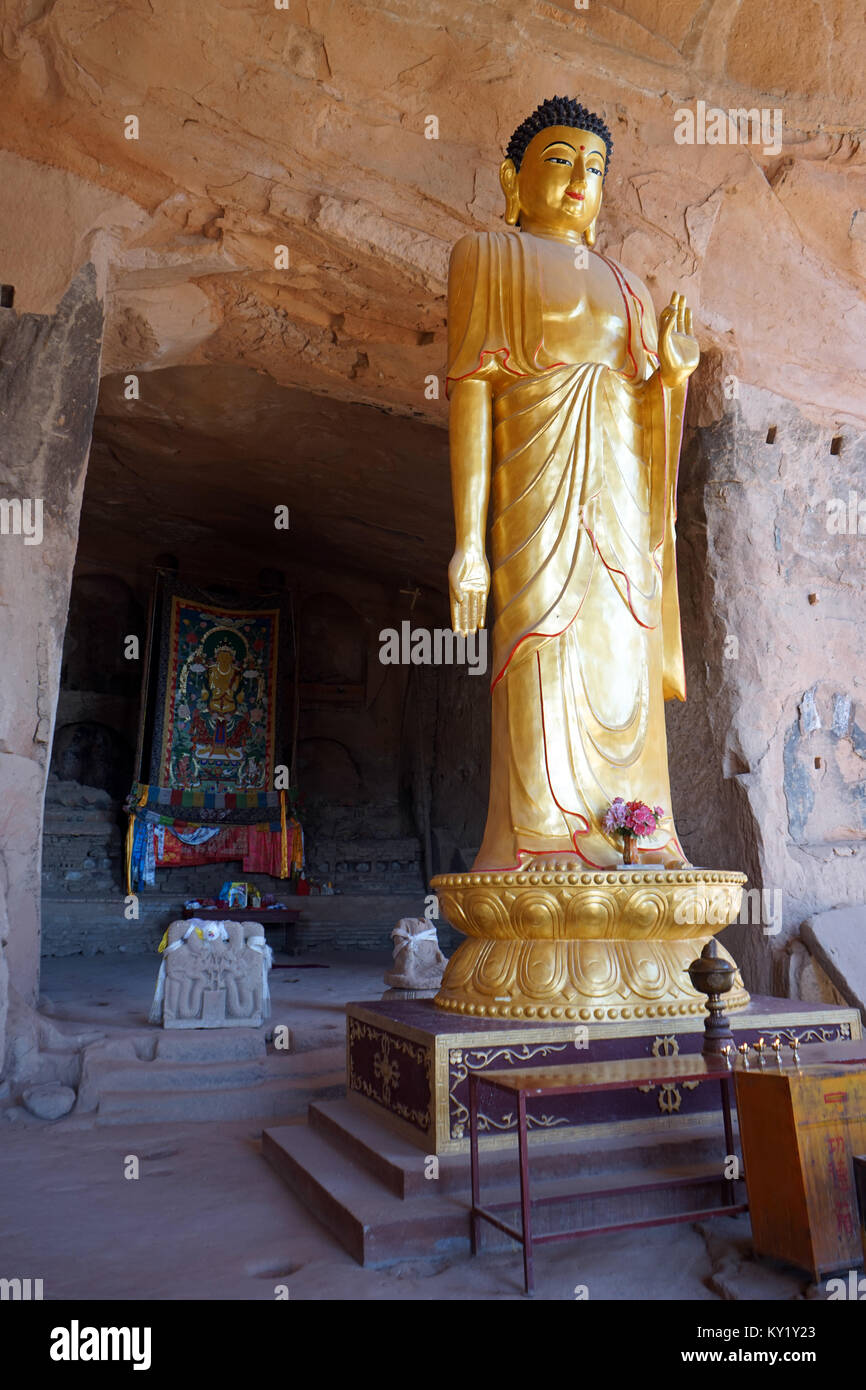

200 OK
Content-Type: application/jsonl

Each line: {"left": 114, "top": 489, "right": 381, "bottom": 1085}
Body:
{"left": 579, "top": 145, "right": 585, "bottom": 150}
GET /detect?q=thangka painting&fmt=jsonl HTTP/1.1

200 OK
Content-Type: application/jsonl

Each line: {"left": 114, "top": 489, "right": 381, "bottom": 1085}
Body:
{"left": 151, "top": 594, "right": 281, "bottom": 793}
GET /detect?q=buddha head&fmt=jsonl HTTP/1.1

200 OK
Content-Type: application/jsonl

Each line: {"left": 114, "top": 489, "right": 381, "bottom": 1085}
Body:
{"left": 500, "top": 96, "right": 613, "bottom": 245}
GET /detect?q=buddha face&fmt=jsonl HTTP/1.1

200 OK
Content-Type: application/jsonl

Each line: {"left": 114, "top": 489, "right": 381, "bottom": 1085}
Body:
{"left": 500, "top": 125, "right": 607, "bottom": 240}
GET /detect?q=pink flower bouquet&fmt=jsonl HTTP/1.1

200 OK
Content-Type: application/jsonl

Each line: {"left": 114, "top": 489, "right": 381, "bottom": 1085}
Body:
{"left": 603, "top": 798, "right": 664, "bottom": 863}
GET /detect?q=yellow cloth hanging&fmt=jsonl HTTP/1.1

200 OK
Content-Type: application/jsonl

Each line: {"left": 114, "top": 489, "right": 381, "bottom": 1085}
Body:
{"left": 291, "top": 817, "right": 303, "bottom": 873}
{"left": 124, "top": 784, "right": 151, "bottom": 896}
{"left": 279, "top": 789, "right": 288, "bottom": 878}
{"left": 124, "top": 813, "right": 134, "bottom": 898}
{"left": 158, "top": 926, "right": 202, "bottom": 953}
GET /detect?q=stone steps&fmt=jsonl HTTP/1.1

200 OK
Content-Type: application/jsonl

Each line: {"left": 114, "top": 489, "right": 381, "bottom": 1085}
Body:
{"left": 309, "top": 1098, "right": 447, "bottom": 1198}
{"left": 263, "top": 1097, "right": 743, "bottom": 1266}
{"left": 155, "top": 1031, "right": 265, "bottom": 1062}
{"left": 73, "top": 1036, "right": 345, "bottom": 1125}
{"left": 97, "top": 1076, "right": 344, "bottom": 1126}
{"left": 306, "top": 1096, "right": 732, "bottom": 1199}
{"left": 263, "top": 1122, "right": 474, "bottom": 1265}
{"left": 85, "top": 1057, "right": 273, "bottom": 1092}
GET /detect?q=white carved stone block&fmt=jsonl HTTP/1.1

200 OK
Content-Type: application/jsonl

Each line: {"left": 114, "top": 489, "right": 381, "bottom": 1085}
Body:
{"left": 151, "top": 919, "right": 273, "bottom": 1029}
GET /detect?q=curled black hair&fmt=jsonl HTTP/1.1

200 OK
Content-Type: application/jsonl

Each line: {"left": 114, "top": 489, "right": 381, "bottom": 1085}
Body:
{"left": 506, "top": 96, "right": 613, "bottom": 179}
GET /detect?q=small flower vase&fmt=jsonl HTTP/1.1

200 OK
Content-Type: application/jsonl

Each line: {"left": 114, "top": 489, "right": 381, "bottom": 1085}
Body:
{"left": 622, "top": 831, "right": 637, "bottom": 865}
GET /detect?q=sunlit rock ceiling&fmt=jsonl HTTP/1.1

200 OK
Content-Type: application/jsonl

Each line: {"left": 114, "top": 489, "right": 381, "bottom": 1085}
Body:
{"left": 2, "top": 0, "right": 864, "bottom": 583}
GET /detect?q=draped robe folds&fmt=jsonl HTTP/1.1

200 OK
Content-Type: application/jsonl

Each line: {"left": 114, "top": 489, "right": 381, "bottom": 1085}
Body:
{"left": 446, "top": 230, "right": 689, "bottom": 870}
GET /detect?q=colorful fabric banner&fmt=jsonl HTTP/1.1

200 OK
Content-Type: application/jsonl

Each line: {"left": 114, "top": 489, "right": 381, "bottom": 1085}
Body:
{"left": 127, "top": 781, "right": 287, "bottom": 825}
{"left": 127, "top": 816, "right": 303, "bottom": 889}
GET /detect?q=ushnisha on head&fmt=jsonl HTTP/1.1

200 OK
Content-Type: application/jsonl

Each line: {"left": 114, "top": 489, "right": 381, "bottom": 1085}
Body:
{"left": 500, "top": 96, "right": 613, "bottom": 246}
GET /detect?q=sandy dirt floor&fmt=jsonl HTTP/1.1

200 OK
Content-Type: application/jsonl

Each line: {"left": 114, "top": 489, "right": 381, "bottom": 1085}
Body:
{"left": 0, "top": 952, "right": 834, "bottom": 1301}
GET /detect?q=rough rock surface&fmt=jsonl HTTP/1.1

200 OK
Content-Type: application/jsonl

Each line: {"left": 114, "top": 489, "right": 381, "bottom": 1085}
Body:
{"left": 0, "top": 269, "right": 104, "bottom": 1071}
{"left": 22, "top": 1083, "right": 77, "bottom": 1121}
{"left": 668, "top": 387, "right": 865, "bottom": 993}
{"left": 1, "top": 1, "right": 864, "bottom": 426}
{"left": 696, "top": 1220, "right": 811, "bottom": 1302}
{"left": 800, "top": 906, "right": 866, "bottom": 1020}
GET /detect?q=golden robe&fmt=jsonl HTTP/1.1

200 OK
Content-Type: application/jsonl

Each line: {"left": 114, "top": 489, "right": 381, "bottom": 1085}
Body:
{"left": 446, "top": 230, "right": 689, "bottom": 870}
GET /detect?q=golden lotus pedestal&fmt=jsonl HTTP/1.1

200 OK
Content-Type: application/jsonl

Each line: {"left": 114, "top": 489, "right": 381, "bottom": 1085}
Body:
{"left": 432, "top": 867, "right": 750, "bottom": 1022}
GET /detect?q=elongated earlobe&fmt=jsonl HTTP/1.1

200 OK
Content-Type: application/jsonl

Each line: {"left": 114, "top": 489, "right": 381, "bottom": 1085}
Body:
{"left": 585, "top": 219, "right": 597, "bottom": 247}
{"left": 499, "top": 159, "right": 520, "bottom": 226}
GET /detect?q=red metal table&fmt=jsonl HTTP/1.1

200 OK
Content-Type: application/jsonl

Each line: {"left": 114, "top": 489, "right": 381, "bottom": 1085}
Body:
{"left": 469, "top": 1053, "right": 746, "bottom": 1295}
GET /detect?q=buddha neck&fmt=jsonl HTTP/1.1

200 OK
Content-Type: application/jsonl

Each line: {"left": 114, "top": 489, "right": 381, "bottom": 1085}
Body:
{"left": 517, "top": 219, "right": 590, "bottom": 247}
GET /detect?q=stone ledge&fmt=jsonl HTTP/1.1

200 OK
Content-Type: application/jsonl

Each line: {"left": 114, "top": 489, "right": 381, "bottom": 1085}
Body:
{"left": 801, "top": 905, "right": 866, "bottom": 1022}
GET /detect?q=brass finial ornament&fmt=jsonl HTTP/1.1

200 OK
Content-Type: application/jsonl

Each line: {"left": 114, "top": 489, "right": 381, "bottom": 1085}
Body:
{"left": 687, "top": 939, "right": 735, "bottom": 1056}
{"left": 431, "top": 97, "right": 749, "bottom": 1019}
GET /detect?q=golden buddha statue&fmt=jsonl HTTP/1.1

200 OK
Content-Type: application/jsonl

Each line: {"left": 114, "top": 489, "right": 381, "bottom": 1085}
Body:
{"left": 432, "top": 98, "right": 748, "bottom": 1020}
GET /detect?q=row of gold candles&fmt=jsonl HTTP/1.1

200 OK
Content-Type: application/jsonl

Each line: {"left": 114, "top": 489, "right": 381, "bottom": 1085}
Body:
{"left": 720, "top": 1036, "right": 801, "bottom": 1068}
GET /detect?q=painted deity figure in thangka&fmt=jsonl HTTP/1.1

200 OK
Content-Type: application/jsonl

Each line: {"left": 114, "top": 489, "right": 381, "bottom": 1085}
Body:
{"left": 181, "top": 627, "right": 263, "bottom": 781}
{"left": 205, "top": 641, "right": 243, "bottom": 716}
{"left": 156, "top": 598, "right": 278, "bottom": 792}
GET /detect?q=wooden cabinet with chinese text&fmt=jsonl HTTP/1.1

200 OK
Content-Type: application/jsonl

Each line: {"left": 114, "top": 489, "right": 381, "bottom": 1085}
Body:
{"left": 734, "top": 1063, "right": 866, "bottom": 1279}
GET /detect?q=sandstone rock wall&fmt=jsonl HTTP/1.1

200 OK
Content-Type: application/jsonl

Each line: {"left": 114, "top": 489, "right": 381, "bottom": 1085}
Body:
{"left": 670, "top": 374, "right": 865, "bottom": 995}
{"left": 0, "top": 268, "right": 104, "bottom": 1070}
{"left": 1, "top": 1, "right": 863, "bottom": 427}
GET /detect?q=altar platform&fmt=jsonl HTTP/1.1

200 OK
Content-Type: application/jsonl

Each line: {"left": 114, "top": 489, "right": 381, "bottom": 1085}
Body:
{"left": 342, "top": 995, "right": 861, "bottom": 1154}
{"left": 262, "top": 995, "right": 862, "bottom": 1265}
